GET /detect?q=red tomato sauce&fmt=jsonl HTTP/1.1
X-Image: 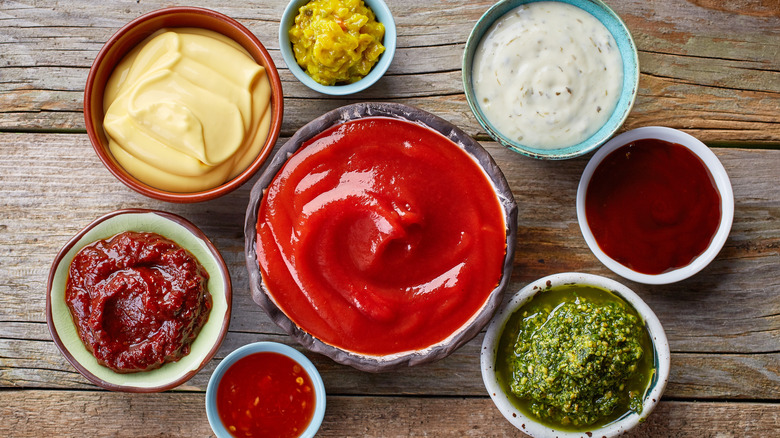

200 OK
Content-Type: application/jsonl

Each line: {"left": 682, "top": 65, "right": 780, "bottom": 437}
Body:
{"left": 217, "top": 352, "right": 316, "bottom": 438}
{"left": 65, "top": 231, "right": 212, "bottom": 373}
{"left": 256, "top": 117, "right": 506, "bottom": 355}
{"left": 585, "top": 138, "right": 722, "bottom": 275}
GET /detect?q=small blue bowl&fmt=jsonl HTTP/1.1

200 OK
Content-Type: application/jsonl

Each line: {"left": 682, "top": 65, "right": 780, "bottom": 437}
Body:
{"left": 279, "top": 0, "right": 396, "bottom": 95}
{"left": 462, "top": 0, "right": 639, "bottom": 160}
{"left": 205, "top": 342, "right": 326, "bottom": 438}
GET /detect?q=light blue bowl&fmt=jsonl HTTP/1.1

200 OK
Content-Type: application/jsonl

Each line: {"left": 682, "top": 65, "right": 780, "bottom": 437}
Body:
{"left": 462, "top": 0, "right": 639, "bottom": 160}
{"left": 279, "top": 0, "right": 396, "bottom": 95}
{"left": 205, "top": 342, "right": 326, "bottom": 438}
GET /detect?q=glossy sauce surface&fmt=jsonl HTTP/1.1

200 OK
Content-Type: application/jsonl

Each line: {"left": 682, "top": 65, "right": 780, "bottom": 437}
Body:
{"left": 65, "top": 231, "right": 212, "bottom": 373}
{"left": 585, "top": 138, "right": 722, "bottom": 274}
{"left": 104, "top": 28, "right": 272, "bottom": 192}
{"left": 256, "top": 117, "right": 506, "bottom": 355}
{"left": 473, "top": 1, "right": 623, "bottom": 149}
{"left": 217, "top": 352, "right": 315, "bottom": 438}
{"left": 496, "top": 285, "right": 654, "bottom": 430}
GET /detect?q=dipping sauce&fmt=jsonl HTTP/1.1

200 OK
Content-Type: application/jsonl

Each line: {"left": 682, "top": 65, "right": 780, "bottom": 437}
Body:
{"left": 65, "top": 231, "right": 212, "bottom": 373}
{"left": 217, "top": 352, "right": 316, "bottom": 438}
{"left": 472, "top": 1, "right": 623, "bottom": 149}
{"left": 256, "top": 117, "right": 506, "bottom": 355}
{"left": 103, "top": 28, "right": 272, "bottom": 192}
{"left": 585, "top": 138, "right": 722, "bottom": 275}
{"left": 496, "top": 285, "right": 654, "bottom": 430}
{"left": 289, "top": 0, "right": 385, "bottom": 85}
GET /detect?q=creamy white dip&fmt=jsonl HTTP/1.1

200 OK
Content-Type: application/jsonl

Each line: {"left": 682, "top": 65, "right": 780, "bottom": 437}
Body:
{"left": 472, "top": 1, "right": 623, "bottom": 149}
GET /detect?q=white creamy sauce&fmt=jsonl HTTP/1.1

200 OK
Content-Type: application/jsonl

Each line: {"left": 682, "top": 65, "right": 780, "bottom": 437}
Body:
{"left": 472, "top": 1, "right": 623, "bottom": 149}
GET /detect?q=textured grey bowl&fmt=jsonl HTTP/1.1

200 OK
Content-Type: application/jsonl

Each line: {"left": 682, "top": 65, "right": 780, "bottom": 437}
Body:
{"left": 245, "top": 102, "right": 518, "bottom": 372}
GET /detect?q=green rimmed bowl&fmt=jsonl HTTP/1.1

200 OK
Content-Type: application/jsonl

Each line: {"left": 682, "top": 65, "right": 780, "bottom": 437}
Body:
{"left": 463, "top": 0, "right": 639, "bottom": 159}
{"left": 46, "top": 209, "right": 232, "bottom": 392}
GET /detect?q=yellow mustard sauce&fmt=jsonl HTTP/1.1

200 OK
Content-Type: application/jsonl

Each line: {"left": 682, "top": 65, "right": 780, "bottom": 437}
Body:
{"left": 289, "top": 0, "right": 385, "bottom": 85}
{"left": 103, "top": 28, "right": 272, "bottom": 193}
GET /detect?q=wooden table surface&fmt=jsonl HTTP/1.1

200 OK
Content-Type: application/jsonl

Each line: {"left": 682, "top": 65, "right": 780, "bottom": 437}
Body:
{"left": 1, "top": 0, "right": 778, "bottom": 436}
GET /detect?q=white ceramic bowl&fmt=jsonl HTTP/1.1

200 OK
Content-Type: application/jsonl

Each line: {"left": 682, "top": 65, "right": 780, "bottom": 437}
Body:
{"left": 279, "top": 0, "right": 396, "bottom": 95}
{"left": 481, "top": 272, "right": 670, "bottom": 438}
{"left": 576, "top": 126, "right": 734, "bottom": 284}
{"left": 205, "top": 341, "right": 326, "bottom": 438}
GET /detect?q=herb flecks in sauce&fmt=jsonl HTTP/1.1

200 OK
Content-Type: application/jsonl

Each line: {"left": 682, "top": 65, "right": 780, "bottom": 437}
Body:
{"left": 472, "top": 2, "right": 623, "bottom": 149}
{"left": 496, "top": 285, "right": 654, "bottom": 431}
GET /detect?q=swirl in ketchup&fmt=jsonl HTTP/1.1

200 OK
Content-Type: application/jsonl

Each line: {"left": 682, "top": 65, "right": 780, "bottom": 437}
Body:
{"left": 256, "top": 117, "right": 506, "bottom": 355}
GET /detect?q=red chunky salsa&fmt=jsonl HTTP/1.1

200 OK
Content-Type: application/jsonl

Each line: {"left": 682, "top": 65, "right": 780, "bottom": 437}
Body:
{"left": 256, "top": 117, "right": 506, "bottom": 355}
{"left": 217, "top": 352, "right": 316, "bottom": 437}
{"left": 65, "top": 231, "right": 212, "bottom": 373}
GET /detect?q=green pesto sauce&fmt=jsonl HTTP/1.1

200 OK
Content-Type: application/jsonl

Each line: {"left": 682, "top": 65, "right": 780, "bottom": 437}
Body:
{"left": 495, "top": 284, "right": 655, "bottom": 431}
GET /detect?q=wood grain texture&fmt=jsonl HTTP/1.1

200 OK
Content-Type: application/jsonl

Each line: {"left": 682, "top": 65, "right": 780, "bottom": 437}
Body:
{"left": 1, "top": 391, "right": 778, "bottom": 437}
{"left": 1, "top": 0, "right": 778, "bottom": 435}
{"left": 1, "top": 0, "right": 778, "bottom": 143}
{"left": 1, "top": 133, "right": 777, "bottom": 398}
{"left": 2, "top": 321, "right": 778, "bottom": 400}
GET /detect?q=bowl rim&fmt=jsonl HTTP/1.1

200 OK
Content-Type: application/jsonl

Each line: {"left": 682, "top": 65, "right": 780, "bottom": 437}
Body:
{"left": 480, "top": 272, "right": 671, "bottom": 438}
{"left": 45, "top": 208, "right": 232, "bottom": 392}
{"left": 576, "top": 126, "right": 735, "bottom": 284}
{"left": 462, "top": 0, "right": 639, "bottom": 160}
{"left": 83, "top": 6, "right": 284, "bottom": 203}
{"left": 205, "top": 341, "right": 327, "bottom": 438}
{"left": 279, "top": 0, "right": 397, "bottom": 95}
{"left": 244, "top": 102, "right": 518, "bottom": 372}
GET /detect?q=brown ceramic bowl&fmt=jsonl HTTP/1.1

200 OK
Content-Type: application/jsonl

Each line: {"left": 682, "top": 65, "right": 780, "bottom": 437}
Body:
{"left": 84, "top": 7, "right": 283, "bottom": 203}
{"left": 46, "top": 209, "right": 232, "bottom": 392}
{"left": 244, "top": 102, "right": 518, "bottom": 372}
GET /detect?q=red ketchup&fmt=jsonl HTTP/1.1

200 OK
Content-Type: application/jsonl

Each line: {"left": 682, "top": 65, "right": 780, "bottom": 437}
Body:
{"left": 585, "top": 138, "right": 722, "bottom": 275}
{"left": 256, "top": 117, "right": 506, "bottom": 355}
{"left": 217, "top": 352, "right": 316, "bottom": 438}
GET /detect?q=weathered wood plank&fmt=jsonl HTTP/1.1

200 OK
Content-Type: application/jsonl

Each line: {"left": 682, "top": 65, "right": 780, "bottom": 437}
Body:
{"left": 2, "top": 323, "right": 778, "bottom": 400}
{"left": 0, "top": 390, "right": 777, "bottom": 437}
{"left": 1, "top": 1, "right": 778, "bottom": 143}
{"left": 1, "top": 0, "right": 777, "bottom": 434}
{"left": 1, "top": 133, "right": 778, "bottom": 349}
{"left": 0, "top": 132, "right": 778, "bottom": 399}
{"left": 0, "top": 133, "right": 780, "bottom": 346}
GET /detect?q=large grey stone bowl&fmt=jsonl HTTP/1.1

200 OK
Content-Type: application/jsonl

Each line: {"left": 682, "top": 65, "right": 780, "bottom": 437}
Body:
{"left": 244, "top": 102, "right": 517, "bottom": 372}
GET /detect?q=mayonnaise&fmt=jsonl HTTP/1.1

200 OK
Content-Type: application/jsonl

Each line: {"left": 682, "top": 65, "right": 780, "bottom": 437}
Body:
{"left": 103, "top": 28, "right": 272, "bottom": 192}
{"left": 472, "top": 2, "right": 623, "bottom": 149}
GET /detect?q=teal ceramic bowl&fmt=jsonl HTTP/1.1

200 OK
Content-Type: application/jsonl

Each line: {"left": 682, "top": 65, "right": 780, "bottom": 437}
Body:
{"left": 462, "top": 0, "right": 639, "bottom": 160}
{"left": 206, "top": 342, "right": 326, "bottom": 438}
{"left": 279, "top": 0, "right": 396, "bottom": 95}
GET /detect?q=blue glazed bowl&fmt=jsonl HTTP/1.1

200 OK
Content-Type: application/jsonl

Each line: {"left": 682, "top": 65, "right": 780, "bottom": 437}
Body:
{"left": 462, "top": 0, "right": 639, "bottom": 160}
{"left": 279, "top": 0, "right": 396, "bottom": 95}
{"left": 205, "top": 342, "right": 326, "bottom": 438}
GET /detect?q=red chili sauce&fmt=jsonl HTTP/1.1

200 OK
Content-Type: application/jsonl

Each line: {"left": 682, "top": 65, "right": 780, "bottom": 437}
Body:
{"left": 585, "top": 138, "right": 722, "bottom": 275}
{"left": 217, "top": 352, "right": 315, "bottom": 438}
{"left": 256, "top": 117, "right": 506, "bottom": 355}
{"left": 65, "top": 231, "right": 212, "bottom": 373}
